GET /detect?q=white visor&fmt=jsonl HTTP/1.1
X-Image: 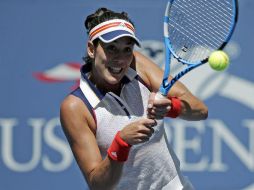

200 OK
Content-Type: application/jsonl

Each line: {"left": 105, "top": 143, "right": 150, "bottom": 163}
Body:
{"left": 89, "top": 19, "right": 141, "bottom": 47}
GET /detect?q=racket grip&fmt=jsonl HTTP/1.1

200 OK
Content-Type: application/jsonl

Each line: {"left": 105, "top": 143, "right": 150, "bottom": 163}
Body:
{"left": 155, "top": 92, "right": 166, "bottom": 100}
{"left": 154, "top": 92, "right": 182, "bottom": 118}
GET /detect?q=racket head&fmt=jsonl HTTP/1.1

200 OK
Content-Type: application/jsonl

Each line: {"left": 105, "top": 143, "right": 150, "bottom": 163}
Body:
{"left": 165, "top": 0, "right": 238, "bottom": 64}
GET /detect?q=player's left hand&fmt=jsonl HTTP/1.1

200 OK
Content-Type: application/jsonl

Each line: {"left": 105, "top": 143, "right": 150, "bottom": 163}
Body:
{"left": 147, "top": 92, "right": 172, "bottom": 119}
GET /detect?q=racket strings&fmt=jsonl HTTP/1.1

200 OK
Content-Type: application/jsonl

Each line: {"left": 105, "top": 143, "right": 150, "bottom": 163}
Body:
{"left": 168, "top": 4, "right": 227, "bottom": 61}
{"left": 170, "top": 27, "right": 210, "bottom": 62}
{"left": 178, "top": 0, "right": 234, "bottom": 40}
{"left": 173, "top": 3, "right": 230, "bottom": 44}
{"left": 187, "top": 1, "right": 233, "bottom": 39}
{"left": 171, "top": 0, "right": 233, "bottom": 59}
{"left": 168, "top": 0, "right": 235, "bottom": 62}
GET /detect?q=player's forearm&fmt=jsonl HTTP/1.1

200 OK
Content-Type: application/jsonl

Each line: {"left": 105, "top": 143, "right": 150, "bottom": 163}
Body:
{"left": 87, "top": 157, "right": 124, "bottom": 190}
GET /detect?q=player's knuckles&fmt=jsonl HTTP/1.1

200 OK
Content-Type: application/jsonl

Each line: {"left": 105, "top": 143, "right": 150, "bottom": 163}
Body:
{"left": 147, "top": 114, "right": 155, "bottom": 119}
{"left": 139, "top": 118, "right": 153, "bottom": 124}
{"left": 147, "top": 131, "right": 153, "bottom": 138}
{"left": 134, "top": 124, "right": 146, "bottom": 132}
{"left": 166, "top": 106, "right": 171, "bottom": 111}
{"left": 146, "top": 120, "right": 156, "bottom": 127}
{"left": 148, "top": 109, "right": 156, "bottom": 114}
{"left": 136, "top": 133, "right": 148, "bottom": 139}
{"left": 137, "top": 136, "right": 150, "bottom": 143}
{"left": 149, "top": 127, "right": 155, "bottom": 134}
{"left": 137, "top": 119, "right": 148, "bottom": 125}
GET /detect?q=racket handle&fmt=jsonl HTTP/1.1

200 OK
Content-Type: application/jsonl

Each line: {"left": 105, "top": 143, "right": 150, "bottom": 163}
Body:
{"left": 155, "top": 92, "right": 166, "bottom": 100}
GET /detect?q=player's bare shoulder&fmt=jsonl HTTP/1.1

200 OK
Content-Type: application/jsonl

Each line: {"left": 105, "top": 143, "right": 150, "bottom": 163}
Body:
{"left": 60, "top": 94, "right": 96, "bottom": 135}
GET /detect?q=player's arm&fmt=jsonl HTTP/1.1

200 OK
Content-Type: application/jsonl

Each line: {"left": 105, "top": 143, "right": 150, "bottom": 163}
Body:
{"left": 134, "top": 51, "right": 208, "bottom": 121}
{"left": 60, "top": 94, "right": 155, "bottom": 189}
{"left": 60, "top": 95, "right": 124, "bottom": 190}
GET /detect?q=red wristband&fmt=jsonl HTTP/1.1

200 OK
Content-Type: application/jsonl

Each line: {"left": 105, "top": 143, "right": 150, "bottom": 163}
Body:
{"left": 166, "top": 97, "right": 182, "bottom": 118}
{"left": 107, "top": 131, "right": 132, "bottom": 162}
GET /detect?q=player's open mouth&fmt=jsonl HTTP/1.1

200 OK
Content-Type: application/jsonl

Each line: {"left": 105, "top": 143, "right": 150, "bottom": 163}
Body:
{"left": 108, "top": 67, "right": 123, "bottom": 74}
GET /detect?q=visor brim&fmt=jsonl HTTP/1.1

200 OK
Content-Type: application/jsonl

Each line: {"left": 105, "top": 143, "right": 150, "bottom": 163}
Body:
{"left": 99, "top": 30, "right": 141, "bottom": 47}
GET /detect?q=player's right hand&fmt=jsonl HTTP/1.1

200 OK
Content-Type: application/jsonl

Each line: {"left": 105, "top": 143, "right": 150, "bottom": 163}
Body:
{"left": 119, "top": 118, "right": 156, "bottom": 145}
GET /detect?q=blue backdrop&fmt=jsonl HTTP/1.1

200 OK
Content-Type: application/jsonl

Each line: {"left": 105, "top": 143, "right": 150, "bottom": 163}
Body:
{"left": 0, "top": 0, "right": 253, "bottom": 189}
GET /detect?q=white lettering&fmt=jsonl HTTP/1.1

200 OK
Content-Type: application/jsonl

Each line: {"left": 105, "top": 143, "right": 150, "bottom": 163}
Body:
{"left": 1, "top": 118, "right": 253, "bottom": 173}
{"left": 42, "top": 118, "right": 73, "bottom": 172}
{"left": 0, "top": 118, "right": 44, "bottom": 172}
{"left": 170, "top": 120, "right": 209, "bottom": 171}
{"left": 208, "top": 119, "right": 254, "bottom": 171}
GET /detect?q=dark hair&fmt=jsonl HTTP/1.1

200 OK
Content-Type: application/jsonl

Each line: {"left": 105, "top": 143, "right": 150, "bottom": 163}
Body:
{"left": 84, "top": 7, "right": 135, "bottom": 34}
{"left": 83, "top": 7, "right": 135, "bottom": 65}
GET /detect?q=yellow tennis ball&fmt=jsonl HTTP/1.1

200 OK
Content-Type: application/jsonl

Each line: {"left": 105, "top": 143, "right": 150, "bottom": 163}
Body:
{"left": 208, "top": 50, "right": 230, "bottom": 71}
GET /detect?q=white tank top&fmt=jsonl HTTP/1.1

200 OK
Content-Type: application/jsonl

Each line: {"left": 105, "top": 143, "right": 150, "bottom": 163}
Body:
{"left": 79, "top": 65, "right": 194, "bottom": 190}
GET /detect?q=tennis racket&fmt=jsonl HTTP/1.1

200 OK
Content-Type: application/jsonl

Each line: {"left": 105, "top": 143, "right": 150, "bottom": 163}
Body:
{"left": 158, "top": 0, "right": 238, "bottom": 97}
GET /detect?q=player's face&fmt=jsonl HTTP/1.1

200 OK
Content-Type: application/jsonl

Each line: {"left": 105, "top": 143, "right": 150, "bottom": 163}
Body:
{"left": 93, "top": 37, "right": 135, "bottom": 86}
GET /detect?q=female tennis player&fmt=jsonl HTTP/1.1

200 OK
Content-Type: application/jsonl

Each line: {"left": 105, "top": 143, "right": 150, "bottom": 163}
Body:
{"left": 60, "top": 7, "right": 208, "bottom": 190}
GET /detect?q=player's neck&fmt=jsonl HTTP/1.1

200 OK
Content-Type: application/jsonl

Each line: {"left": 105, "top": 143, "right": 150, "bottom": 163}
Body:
{"left": 88, "top": 74, "right": 123, "bottom": 96}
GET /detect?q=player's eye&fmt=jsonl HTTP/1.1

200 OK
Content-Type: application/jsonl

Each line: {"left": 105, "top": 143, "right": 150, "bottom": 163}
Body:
{"left": 124, "top": 47, "right": 133, "bottom": 53}
{"left": 106, "top": 45, "right": 117, "bottom": 53}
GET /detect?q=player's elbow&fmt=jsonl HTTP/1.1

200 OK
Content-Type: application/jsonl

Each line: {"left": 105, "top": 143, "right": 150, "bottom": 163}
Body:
{"left": 88, "top": 178, "right": 116, "bottom": 190}
{"left": 87, "top": 169, "right": 119, "bottom": 190}
{"left": 194, "top": 100, "right": 208, "bottom": 120}
{"left": 200, "top": 104, "right": 208, "bottom": 120}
